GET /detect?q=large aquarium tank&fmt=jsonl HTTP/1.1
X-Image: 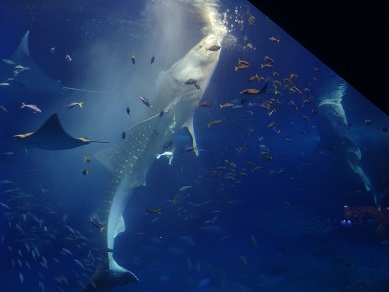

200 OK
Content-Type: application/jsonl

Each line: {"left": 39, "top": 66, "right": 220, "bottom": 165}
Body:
{"left": 1, "top": 1, "right": 388, "bottom": 291}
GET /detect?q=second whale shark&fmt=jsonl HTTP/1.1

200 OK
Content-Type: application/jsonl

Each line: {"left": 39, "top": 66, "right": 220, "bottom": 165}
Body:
{"left": 85, "top": 34, "right": 221, "bottom": 291}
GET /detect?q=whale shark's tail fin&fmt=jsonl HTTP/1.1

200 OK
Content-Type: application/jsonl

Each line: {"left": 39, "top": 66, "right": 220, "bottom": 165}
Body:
{"left": 84, "top": 260, "right": 139, "bottom": 291}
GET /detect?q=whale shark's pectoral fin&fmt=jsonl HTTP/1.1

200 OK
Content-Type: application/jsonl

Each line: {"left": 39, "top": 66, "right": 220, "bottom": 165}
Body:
{"left": 183, "top": 115, "right": 198, "bottom": 156}
{"left": 13, "top": 114, "right": 109, "bottom": 150}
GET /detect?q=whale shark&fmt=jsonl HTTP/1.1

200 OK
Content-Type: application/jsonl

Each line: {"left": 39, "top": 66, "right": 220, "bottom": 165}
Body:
{"left": 84, "top": 34, "right": 221, "bottom": 291}
{"left": 316, "top": 72, "right": 383, "bottom": 207}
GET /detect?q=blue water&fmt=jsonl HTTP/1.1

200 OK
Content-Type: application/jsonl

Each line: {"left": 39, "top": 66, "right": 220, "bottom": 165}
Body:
{"left": 1, "top": 1, "right": 389, "bottom": 291}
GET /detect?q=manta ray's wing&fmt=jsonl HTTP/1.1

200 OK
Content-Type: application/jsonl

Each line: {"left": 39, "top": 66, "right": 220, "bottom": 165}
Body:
{"left": 0, "top": 31, "right": 117, "bottom": 97}
{"left": 13, "top": 113, "right": 109, "bottom": 150}
{"left": 0, "top": 31, "right": 66, "bottom": 97}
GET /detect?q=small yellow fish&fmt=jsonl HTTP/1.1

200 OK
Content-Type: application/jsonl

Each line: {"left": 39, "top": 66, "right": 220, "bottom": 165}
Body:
{"left": 90, "top": 218, "right": 105, "bottom": 232}
{"left": 219, "top": 103, "right": 233, "bottom": 109}
{"left": 145, "top": 208, "right": 161, "bottom": 215}
{"left": 208, "top": 119, "right": 222, "bottom": 128}
{"left": 82, "top": 167, "right": 89, "bottom": 175}
{"left": 248, "top": 74, "right": 259, "bottom": 82}
{"left": 83, "top": 156, "right": 91, "bottom": 163}
{"left": 67, "top": 102, "right": 84, "bottom": 109}
{"left": 246, "top": 43, "right": 256, "bottom": 50}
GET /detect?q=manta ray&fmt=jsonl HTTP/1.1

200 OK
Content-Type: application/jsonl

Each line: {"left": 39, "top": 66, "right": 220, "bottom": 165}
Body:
{"left": 13, "top": 113, "right": 109, "bottom": 150}
{"left": 84, "top": 34, "right": 221, "bottom": 291}
{"left": 0, "top": 30, "right": 115, "bottom": 98}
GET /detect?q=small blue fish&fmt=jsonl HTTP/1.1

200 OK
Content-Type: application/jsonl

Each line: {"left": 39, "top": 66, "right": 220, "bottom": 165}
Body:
{"left": 181, "top": 146, "right": 197, "bottom": 153}
{"left": 126, "top": 106, "right": 131, "bottom": 116}
{"left": 121, "top": 130, "right": 126, "bottom": 139}
{"left": 151, "top": 56, "right": 155, "bottom": 64}
{"left": 132, "top": 53, "right": 135, "bottom": 65}
{"left": 140, "top": 96, "right": 152, "bottom": 108}
{"left": 163, "top": 140, "right": 173, "bottom": 148}
{"left": 159, "top": 111, "right": 164, "bottom": 117}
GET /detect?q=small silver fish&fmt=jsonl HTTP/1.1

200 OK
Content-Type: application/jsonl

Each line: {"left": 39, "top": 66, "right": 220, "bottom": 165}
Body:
{"left": 0, "top": 202, "right": 10, "bottom": 209}
{"left": 74, "top": 259, "right": 85, "bottom": 270}
{"left": 25, "top": 243, "right": 30, "bottom": 253}
{"left": 41, "top": 256, "right": 47, "bottom": 266}
{"left": 61, "top": 248, "right": 73, "bottom": 256}
{"left": 19, "top": 272, "right": 24, "bottom": 285}
{"left": 38, "top": 280, "right": 45, "bottom": 292}
{"left": 21, "top": 102, "right": 41, "bottom": 113}
{"left": 179, "top": 185, "right": 192, "bottom": 191}
{"left": 2, "top": 59, "right": 15, "bottom": 65}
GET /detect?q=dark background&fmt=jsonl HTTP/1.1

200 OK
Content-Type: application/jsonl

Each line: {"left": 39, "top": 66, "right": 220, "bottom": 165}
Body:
{"left": 249, "top": 0, "right": 389, "bottom": 116}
